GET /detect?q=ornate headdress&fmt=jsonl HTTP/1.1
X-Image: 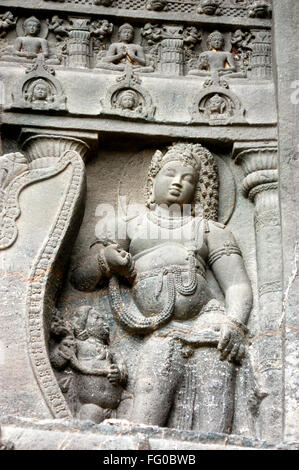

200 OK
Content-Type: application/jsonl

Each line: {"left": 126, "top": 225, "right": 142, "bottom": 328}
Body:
{"left": 146, "top": 142, "right": 219, "bottom": 220}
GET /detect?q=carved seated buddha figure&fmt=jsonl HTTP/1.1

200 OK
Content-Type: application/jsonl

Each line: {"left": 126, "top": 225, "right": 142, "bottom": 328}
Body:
{"left": 14, "top": 17, "right": 48, "bottom": 60}
{"left": 71, "top": 143, "right": 252, "bottom": 431}
{"left": 188, "top": 30, "right": 245, "bottom": 78}
{"left": 97, "top": 23, "right": 154, "bottom": 73}
{"left": 9, "top": 16, "right": 59, "bottom": 64}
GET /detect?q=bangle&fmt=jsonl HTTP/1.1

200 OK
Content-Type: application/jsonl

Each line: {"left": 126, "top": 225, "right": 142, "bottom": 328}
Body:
{"left": 98, "top": 250, "right": 110, "bottom": 277}
{"left": 228, "top": 317, "right": 249, "bottom": 335}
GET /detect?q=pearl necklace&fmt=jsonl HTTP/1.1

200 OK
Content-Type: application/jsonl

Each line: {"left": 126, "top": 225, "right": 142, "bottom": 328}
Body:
{"left": 146, "top": 208, "right": 195, "bottom": 230}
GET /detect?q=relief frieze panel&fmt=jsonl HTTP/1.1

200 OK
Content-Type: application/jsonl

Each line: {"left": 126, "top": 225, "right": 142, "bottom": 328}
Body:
{"left": 0, "top": 10, "right": 272, "bottom": 80}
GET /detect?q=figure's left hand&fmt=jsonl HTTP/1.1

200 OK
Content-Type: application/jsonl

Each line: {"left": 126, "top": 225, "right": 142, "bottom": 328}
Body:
{"left": 218, "top": 322, "right": 246, "bottom": 363}
{"left": 107, "top": 364, "right": 121, "bottom": 385}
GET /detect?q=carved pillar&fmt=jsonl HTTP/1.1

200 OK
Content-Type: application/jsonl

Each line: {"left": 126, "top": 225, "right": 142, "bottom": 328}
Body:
{"left": 67, "top": 17, "right": 91, "bottom": 68}
{"left": 0, "top": 131, "right": 90, "bottom": 420}
{"left": 233, "top": 142, "right": 283, "bottom": 442}
{"left": 160, "top": 26, "right": 184, "bottom": 76}
{"left": 250, "top": 30, "right": 272, "bottom": 80}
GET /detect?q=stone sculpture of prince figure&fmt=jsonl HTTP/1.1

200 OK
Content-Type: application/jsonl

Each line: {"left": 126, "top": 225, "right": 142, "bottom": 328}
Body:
{"left": 71, "top": 143, "right": 252, "bottom": 432}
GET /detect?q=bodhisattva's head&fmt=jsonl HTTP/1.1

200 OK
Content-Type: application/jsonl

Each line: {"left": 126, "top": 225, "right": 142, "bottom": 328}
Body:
{"left": 23, "top": 16, "right": 41, "bottom": 37}
{"left": 118, "top": 23, "right": 134, "bottom": 43}
{"left": 146, "top": 143, "right": 219, "bottom": 220}
{"left": 119, "top": 90, "right": 138, "bottom": 110}
{"left": 208, "top": 94, "right": 226, "bottom": 113}
{"left": 153, "top": 159, "right": 199, "bottom": 206}
{"left": 32, "top": 80, "right": 49, "bottom": 101}
{"left": 207, "top": 30, "right": 225, "bottom": 51}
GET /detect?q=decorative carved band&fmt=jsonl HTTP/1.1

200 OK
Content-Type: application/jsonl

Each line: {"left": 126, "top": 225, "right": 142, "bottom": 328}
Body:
{"left": 26, "top": 149, "right": 85, "bottom": 419}
{"left": 248, "top": 182, "right": 278, "bottom": 202}
{"left": 258, "top": 281, "right": 282, "bottom": 296}
{"left": 243, "top": 169, "right": 278, "bottom": 197}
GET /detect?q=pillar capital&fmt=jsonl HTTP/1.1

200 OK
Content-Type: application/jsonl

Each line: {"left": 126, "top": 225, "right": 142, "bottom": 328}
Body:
{"left": 19, "top": 128, "right": 98, "bottom": 169}
{"left": 232, "top": 141, "right": 278, "bottom": 202}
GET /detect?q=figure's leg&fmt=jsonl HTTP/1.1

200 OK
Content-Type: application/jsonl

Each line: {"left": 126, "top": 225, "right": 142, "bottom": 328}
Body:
{"left": 191, "top": 347, "right": 236, "bottom": 433}
{"left": 135, "top": 65, "right": 154, "bottom": 73}
{"left": 96, "top": 62, "right": 125, "bottom": 71}
{"left": 187, "top": 70, "right": 210, "bottom": 76}
{"left": 78, "top": 403, "right": 110, "bottom": 423}
{"left": 131, "top": 335, "right": 185, "bottom": 426}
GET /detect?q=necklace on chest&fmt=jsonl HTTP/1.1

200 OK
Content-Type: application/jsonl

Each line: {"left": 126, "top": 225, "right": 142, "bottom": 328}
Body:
{"left": 146, "top": 209, "right": 195, "bottom": 230}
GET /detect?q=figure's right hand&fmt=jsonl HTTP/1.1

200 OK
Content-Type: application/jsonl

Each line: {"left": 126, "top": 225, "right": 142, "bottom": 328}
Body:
{"left": 104, "top": 244, "right": 135, "bottom": 279}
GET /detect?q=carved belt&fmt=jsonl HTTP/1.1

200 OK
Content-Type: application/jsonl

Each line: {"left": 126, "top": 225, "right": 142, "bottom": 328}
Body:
{"left": 108, "top": 252, "right": 206, "bottom": 334}
{"left": 135, "top": 264, "right": 206, "bottom": 299}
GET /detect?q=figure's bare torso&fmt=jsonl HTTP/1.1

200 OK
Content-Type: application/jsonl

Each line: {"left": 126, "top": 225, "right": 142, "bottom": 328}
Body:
{"left": 127, "top": 215, "right": 212, "bottom": 320}
{"left": 200, "top": 50, "right": 232, "bottom": 71}
{"left": 16, "top": 37, "right": 46, "bottom": 55}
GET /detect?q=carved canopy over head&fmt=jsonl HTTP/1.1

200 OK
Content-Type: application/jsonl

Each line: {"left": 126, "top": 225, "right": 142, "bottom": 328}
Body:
{"left": 146, "top": 142, "right": 219, "bottom": 220}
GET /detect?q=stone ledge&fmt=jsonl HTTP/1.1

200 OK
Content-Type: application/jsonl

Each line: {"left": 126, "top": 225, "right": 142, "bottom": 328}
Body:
{"left": 0, "top": 1, "right": 272, "bottom": 29}
{"left": 1, "top": 417, "right": 297, "bottom": 450}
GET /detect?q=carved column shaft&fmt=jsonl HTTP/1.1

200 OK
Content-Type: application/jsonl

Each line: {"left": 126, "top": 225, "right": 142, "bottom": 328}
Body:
{"left": 234, "top": 144, "right": 283, "bottom": 442}
{"left": 250, "top": 30, "right": 272, "bottom": 80}
{"left": 67, "top": 18, "right": 91, "bottom": 68}
{"left": 160, "top": 38, "right": 184, "bottom": 76}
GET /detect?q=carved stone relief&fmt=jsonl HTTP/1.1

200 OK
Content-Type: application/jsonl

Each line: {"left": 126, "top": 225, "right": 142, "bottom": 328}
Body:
{"left": 1, "top": 16, "right": 60, "bottom": 64}
{"left": 100, "top": 65, "right": 156, "bottom": 119}
{"left": 9, "top": 56, "right": 67, "bottom": 111}
{"left": 190, "top": 77, "right": 247, "bottom": 125}
{"left": 50, "top": 306, "right": 128, "bottom": 422}
{"left": 97, "top": 22, "right": 154, "bottom": 73}
{"left": 0, "top": 11, "right": 272, "bottom": 79}
{"left": 68, "top": 143, "right": 253, "bottom": 430}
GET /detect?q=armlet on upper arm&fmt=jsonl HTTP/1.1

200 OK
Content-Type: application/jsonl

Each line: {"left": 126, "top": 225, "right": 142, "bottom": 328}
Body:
{"left": 208, "top": 241, "right": 242, "bottom": 267}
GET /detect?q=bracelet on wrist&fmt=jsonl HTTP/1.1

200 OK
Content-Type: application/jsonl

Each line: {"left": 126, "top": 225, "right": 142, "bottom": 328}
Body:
{"left": 98, "top": 250, "right": 110, "bottom": 277}
{"left": 228, "top": 316, "right": 249, "bottom": 335}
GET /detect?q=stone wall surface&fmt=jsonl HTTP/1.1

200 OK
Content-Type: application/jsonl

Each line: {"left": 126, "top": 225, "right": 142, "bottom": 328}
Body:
{"left": 0, "top": 0, "right": 297, "bottom": 451}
